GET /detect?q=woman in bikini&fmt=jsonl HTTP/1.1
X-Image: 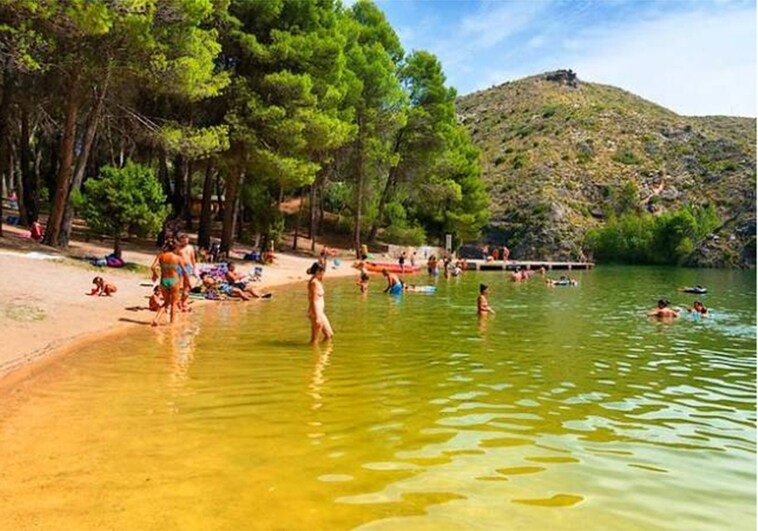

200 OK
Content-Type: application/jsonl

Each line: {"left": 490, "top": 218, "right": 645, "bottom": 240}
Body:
{"left": 307, "top": 262, "right": 333, "bottom": 344}
{"left": 151, "top": 238, "right": 190, "bottom": 326}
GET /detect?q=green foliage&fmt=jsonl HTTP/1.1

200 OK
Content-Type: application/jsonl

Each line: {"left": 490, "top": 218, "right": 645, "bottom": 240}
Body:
{"left": 611, "top": 148, "right": 641, "bottom": 165}
{"left": 74, "top": 162, "right": 168, "bottom": 255}
{"left": 585, "top": 205, "right": 723, "bottom": 265}
{"left": 383, "top": 224, "right": 426, "bottom": 246}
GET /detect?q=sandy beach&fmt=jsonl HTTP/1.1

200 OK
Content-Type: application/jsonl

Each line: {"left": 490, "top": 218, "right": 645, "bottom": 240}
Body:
{"left": 0, "top": 229, "right": 358, "bottom": 382}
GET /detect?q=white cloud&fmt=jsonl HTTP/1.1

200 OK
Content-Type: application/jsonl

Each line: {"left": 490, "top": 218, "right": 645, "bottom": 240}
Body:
{"left": 570, "top": 7, "right": 756, "bottom": 116}
{"left": 467, "top": 5, "right": 756, "bottom": 116}
{"left": 460, "top": 0, "right": 551, "bottom": 49}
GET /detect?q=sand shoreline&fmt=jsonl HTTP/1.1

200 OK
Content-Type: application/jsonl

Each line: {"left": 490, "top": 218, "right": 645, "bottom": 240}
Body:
{"left": 0, "top": 247, "right": 358, "bottom": 386}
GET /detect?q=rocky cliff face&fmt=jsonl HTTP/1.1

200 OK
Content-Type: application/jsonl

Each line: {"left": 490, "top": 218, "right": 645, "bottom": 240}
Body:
{"left": 457, "top": 71, "right": 756, "bottom": 266}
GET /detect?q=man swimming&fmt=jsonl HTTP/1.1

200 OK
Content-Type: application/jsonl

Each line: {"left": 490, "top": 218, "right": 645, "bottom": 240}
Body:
{"left": 648, "top": 299, "right": 679, "bottom": 319}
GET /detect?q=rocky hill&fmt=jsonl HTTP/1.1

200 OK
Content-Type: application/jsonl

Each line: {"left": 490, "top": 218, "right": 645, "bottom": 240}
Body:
{"left": 457, "top": 70, "right": 756, "bottom": 267}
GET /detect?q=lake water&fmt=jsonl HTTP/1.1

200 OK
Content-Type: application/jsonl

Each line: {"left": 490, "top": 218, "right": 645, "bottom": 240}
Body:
{"left": 0, "top": 266, "right": 754, "bottom": 530}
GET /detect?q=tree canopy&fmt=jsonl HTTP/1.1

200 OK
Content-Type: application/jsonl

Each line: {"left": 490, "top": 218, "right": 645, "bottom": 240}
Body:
{"left": 0, "top": 0, "right": 489, "bottom": 253}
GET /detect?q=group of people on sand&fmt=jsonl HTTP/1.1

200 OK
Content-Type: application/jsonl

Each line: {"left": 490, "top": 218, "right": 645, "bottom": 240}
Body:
{"left": 150, "top": 233, "right": 271, "bottom": 327}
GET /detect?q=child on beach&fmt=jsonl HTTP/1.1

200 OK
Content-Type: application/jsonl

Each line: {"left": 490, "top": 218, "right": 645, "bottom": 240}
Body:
{"left": 148, "top": 286, "right": 163, "bottom": 311}
{"left": 477, "top": 284, "right": 495, "bottom": 315}
{"left": 91, "top": 276, "right": 118, "bottom": 296}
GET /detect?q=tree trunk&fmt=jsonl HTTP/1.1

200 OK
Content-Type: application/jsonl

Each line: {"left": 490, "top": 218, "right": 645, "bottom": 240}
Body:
{"left": 353, "top": 118, "right": 365, "bottom": 258}
{"left": 215, "top": 169, "right": 224, "bottom": 220}
{"left": 158, "top": 149, "right": 171, "bottom": 199}
{"left": 220, "top": 170, "right": 242, "bottom": 253}
{"left": 368, "top": 129, "right": 404, "bottom": 242}
{"left": 20, "top": 105, "right": 38, "bottom": 223}
{"left": 59, "top": 76, "right": 108, "bottom": 246}
{"left": 368, "top": 165, "right": 399, "bottom": 242}
{"left": 183, "top": 159, "right": 193, "bottom": 229}
{"left": 0, "top": 71, "right": 14, "bottom": 237}
{"left": 171, "top": 154, "right": 185, "bottom": 217}
{"left": 44, "top": 81, "right": 80, "bottom": 246}
{"left": 308, "top": 183, "right": 317, "bottom": 250}
{"left": 197, "top": 161, "right": 214, "bottom": 249}
{"left": 113, "top": 231, "right": 122, "bottom": 259}
{"left": 293, "top": 191, "right": 304, "bottom": 251}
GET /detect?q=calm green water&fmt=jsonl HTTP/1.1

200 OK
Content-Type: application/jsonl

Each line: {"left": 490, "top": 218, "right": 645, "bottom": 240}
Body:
{"left": 0, "top": 266, "right": 754, "bottom": 530}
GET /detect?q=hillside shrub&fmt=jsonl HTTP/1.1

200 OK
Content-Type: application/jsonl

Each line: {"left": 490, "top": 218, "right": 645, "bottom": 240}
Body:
{"left": 584, "top": 205, "right": 722, "bottom": 265}
{"left": 612, "top": 148, "right": 641, "bottom": 165}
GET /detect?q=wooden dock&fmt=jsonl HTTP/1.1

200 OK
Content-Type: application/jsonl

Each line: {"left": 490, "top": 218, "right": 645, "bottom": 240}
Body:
{"left": 466, "top": 260, "right": 594, "bottom": 271}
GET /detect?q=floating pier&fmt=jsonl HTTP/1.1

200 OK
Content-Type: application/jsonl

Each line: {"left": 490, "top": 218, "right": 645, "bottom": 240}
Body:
{"left": 467, "top": 260, "right": 594, "bottom": 271}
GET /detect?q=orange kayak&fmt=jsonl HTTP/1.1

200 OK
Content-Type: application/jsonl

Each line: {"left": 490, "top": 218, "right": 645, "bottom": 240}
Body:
{"left": 364, "top": 261, "right": 421, "bottom": 274}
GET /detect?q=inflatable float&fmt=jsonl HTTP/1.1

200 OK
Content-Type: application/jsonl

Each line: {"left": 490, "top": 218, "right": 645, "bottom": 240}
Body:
{"left": 365, "top": 261, "right": 422, "bottom": 274}
{"left": 682, "top": 286, "right": 707, "bottom": 294}
{"left": 405, "top": 285, "right": 436, "bottom": 294}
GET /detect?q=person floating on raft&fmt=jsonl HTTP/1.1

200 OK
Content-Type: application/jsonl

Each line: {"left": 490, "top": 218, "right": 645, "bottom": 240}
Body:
{"left": 546, "top": 275, "right": 578, "bottom": 287}
{"left": 681, "top": 285, "right": 707, "bottom": 294}
{"left": 382, "top": 269, "right": 403, "bottom": 295}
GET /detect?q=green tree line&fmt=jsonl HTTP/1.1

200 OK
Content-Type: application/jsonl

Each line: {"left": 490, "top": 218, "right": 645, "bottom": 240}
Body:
{"left": 0, "top": 0, "right": 488, "bottom": 257}
{"left": 585, "top": 203, "right": 721, "bottom": 265}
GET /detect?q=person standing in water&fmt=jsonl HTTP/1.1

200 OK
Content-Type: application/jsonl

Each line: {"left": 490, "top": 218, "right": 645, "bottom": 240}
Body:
{"left": 382, "top": 268, "right": 403, "bottom": 295}
{"left": 308, "top": 262, "right": 334, "bottom": 343}
{"left": 477, "top": 284, "right": 495, "bottom": 315}
{"left": 152, "top": 238, "right": 190, "bottom": 326}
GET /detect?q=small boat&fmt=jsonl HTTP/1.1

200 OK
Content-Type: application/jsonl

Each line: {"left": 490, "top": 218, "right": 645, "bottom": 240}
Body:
{"left": 364, "top": 261, "right": 422, "bottom": 274}
{"left": 682, "top": 286, "right": 708, "bottom": 294}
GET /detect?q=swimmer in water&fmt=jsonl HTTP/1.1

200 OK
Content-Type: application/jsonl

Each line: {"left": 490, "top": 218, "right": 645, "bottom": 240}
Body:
{"left": 477, "top": 283, "right": 495, "bottom": 315}
{"left": 687, "top": 300, "right": 708, "bottom": 316}
{"left": 648, "top": 298, "right": 679, "bottom": 319}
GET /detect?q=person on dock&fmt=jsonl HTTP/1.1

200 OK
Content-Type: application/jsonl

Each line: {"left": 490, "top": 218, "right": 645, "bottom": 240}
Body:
{"left": 152, "top": 238, "right": 191, "bottom": 326}
{"left": 399, "top": 251, "right": 407, "bottom": 273}
{"left": 648, "top": 299, "right": 679, "bottom": 319}
{"left": 477, "top": 284, "right": 495, "bottom": 315}
{"left": 308, "top": 262, "right": 334, "bottom": 343}
{"left": 382, "top": 268, "right": 403, "bottom": 295}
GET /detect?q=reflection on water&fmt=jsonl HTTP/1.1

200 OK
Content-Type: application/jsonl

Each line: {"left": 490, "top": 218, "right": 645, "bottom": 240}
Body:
{"left": 0, "top": 266, "right": 754, "bottom": 530}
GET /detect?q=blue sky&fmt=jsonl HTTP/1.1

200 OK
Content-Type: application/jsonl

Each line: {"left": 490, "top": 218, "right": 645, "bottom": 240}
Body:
{"left": 372, "top": 0, "right": 756, "bottom": 116}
